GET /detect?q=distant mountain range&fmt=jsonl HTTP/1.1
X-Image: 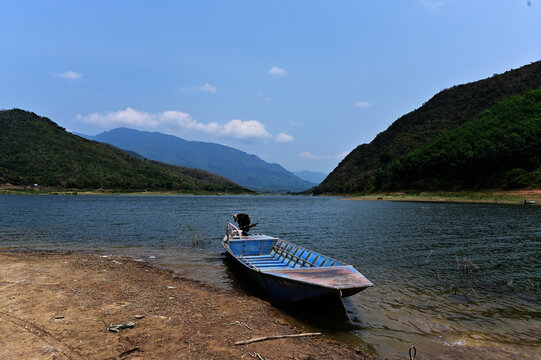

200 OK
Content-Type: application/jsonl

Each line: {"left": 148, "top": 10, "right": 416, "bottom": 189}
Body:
{"left": 85, "top": 128, "right": 316, "bottom": 192}
{"left": 0, "top": 109, "right": 248, "bottom": 193}
{"left": 315, "top": 61, "right": 541, "bottom": 193}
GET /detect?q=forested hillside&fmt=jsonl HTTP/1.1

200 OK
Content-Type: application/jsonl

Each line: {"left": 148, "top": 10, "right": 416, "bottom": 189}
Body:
{"left": 0, "top": 109, "right": 248, "bottom": 193}
{"left": 315, "top": 61, "right": 541, "bottom": 194}
{"left": 372, "top": 90, "right": 541, "bottom": 190}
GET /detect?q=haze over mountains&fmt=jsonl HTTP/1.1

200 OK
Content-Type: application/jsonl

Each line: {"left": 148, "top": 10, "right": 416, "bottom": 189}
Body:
{"left": 86, "top": 129, "right": 316, "bottom": 192}
{"left": 292, "top": 171, "right": 327, "bottom": 185}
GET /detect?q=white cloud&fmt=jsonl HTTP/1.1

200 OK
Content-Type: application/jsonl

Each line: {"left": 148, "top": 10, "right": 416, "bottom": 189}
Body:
{"left": 54, "top": 70, "right": 82, "bottom": 80}
{"left": 257, "top": 93, "right": 271, "bottom": 102}
{"left": 268, "top": 66, "right": 287, "bottom": 76}
{"left": 421, "top": 0, "right": 444, "bottom": 11}
{"left": 299, "top": 151, "right": 325, "bottom": 160}
{"left": 76, "top": 107, "right": 220, "bottom": 133}
{"left": 77, "top": 108, "right": 281, "bottom": 141}
{"left": 220, "top": 119, "right": 271, "bottom": 139}
{"left": 178, "top": 83, "right": 217, "bottom": 93}
{"left": 299, "top": 150, "right": 349, "bottom": 161}
{"left": 353, "top": 101, "right": 371, "bottom": 108}
{"left": 77, "top": 107, "right": 153, "bottom": 127}
{"left": 161, "top": 110, "right": 220, "bottom": 132}
{"left": 288, "top": 120, "right": 304, "bottom": 127}
{"left": 197, "top": 83, "right": 217, "bottom": 93}
{"left": 337, "top": 151, "right": 350, "bottom": 159}
{"left": 275, "top": 132, "right": 294, "bottom": 143}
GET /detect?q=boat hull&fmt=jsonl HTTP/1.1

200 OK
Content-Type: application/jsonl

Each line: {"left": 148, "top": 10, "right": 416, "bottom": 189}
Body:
{"left": 224, "top": 251, "right": 345, "bottom": 302}
{"left": 222, "top": 231, "right": 373, "bottom": 302}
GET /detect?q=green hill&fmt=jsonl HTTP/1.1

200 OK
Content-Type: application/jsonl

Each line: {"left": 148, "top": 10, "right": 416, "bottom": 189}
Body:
{"left": 0, "top": 109, "right": 249, "bottom": 193}
{"left": 315, "top": 61, "right": 541, "bottom": 194}
{"left": 373, "top": 90, "right": 541, "bottom": 190}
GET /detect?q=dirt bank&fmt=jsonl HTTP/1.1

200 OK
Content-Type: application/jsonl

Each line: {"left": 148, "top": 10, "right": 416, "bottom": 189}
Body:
{"left": 0, "top": 251, "right": 373, "bottom": 360}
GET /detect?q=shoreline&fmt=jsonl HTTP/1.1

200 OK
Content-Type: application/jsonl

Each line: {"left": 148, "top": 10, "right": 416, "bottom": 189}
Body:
{"left": 2, "top": 187, "right": 540, "bottom": 205}
{"left": 0, "top": 188, "right": 253, "bottom": 196}
{"left": 0, "top": 251, "right": 373, "bottom": 360}
{"left": 344, "top": 190, "right": 541, "bottom": 205}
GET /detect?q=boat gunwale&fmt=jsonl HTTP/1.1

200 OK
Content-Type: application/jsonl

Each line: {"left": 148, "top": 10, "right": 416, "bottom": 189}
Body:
{"left": 224, "top": 223, "right": 346, "bottom": 268}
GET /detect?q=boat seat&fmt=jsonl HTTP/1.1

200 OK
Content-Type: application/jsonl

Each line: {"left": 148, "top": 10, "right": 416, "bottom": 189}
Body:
{"left": 257, "top": 264, "right": 289, "bottom": 269}
{"left": 260, "top": 266, "right": 292, "bottom": 271}
{"left": 244, "top": 255, "right": 275, "bottom": 260}
{"left": 250, "top": 261, "right": 286, "bottom": 266}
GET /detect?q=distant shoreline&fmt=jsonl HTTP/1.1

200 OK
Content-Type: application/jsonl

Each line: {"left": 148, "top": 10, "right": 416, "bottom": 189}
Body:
{"left": 0, "top": 186, "right": 253, "bottom": 196}
{"left": 2, "top": 187, "right": 540, "bottom": 205}
{"left": 344, "top": 190, "right": 541, "bottom": 205}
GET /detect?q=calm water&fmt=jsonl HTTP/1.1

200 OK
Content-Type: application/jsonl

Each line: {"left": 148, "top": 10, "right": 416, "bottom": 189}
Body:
{"left": 1, "top": 195, "right": 539, "bottom": 359}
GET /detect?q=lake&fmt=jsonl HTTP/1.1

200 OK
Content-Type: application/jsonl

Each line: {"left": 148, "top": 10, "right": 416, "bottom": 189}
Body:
{"left": 1, "top": 195, "right": 539, "bottom": 359}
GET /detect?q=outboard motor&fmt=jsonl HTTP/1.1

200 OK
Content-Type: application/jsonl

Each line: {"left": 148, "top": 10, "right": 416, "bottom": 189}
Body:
{"left": 233, "top": 213, "right": 258, "bottom": 236}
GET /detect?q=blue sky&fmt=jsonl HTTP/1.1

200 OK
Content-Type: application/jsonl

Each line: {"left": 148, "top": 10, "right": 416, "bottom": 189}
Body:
{"left": 1, "top": 1, "right": 540, "bottom": 173}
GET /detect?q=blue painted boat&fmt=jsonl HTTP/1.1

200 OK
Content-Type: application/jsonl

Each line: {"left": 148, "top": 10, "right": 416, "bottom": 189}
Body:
{"left": 223, "top": 223, "right": 373, "bottom": 302}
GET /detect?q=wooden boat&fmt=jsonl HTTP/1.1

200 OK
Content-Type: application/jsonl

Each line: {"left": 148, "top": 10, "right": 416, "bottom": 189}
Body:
{"left": 223, "top": 223, "right": 373, "bottom": 302}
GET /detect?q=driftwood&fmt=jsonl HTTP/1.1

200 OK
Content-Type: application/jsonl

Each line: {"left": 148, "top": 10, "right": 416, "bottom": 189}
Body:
{"left": 234, "top": 332, "right": 321, "bottom": 346}
{"left": 250, "top": 353, "right": 265, "bottom": 360}
{"left": 229, "top": 320, "right": 253, "bottom": 332}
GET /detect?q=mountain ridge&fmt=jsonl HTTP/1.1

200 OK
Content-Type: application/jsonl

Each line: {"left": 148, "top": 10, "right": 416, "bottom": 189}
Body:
{"left": 92, "top": 128, "right": 315, "bottom": 192}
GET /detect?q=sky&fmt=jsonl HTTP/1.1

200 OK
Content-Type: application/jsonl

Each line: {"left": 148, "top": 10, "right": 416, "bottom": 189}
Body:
{"left": 1, "top": 1, "right": 540, "bottom": 174}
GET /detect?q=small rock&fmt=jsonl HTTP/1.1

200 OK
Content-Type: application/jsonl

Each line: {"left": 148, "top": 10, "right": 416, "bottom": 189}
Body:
{"left": 108, "top": 322, "right": 135, "bottom": 332}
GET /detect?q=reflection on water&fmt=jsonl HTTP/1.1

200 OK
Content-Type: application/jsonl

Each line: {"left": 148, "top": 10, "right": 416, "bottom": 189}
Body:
{"left": 1, "top": 195, "right": 540, "bottom": 359}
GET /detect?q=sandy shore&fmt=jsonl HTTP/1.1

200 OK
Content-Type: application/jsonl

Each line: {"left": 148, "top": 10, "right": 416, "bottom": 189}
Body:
{"left": 0, "top": 251, "right": 373, "bottom": 360}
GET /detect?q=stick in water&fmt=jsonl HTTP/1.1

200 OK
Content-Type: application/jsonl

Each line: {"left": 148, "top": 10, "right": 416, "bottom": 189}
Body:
{"left": 234, "top": 332, "right": 322, "bottom": 345}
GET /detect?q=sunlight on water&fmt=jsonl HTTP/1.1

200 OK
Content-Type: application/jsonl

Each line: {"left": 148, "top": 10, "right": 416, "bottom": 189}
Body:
{"left": 1, "top": 195, "right": 540, "bottom": 359}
